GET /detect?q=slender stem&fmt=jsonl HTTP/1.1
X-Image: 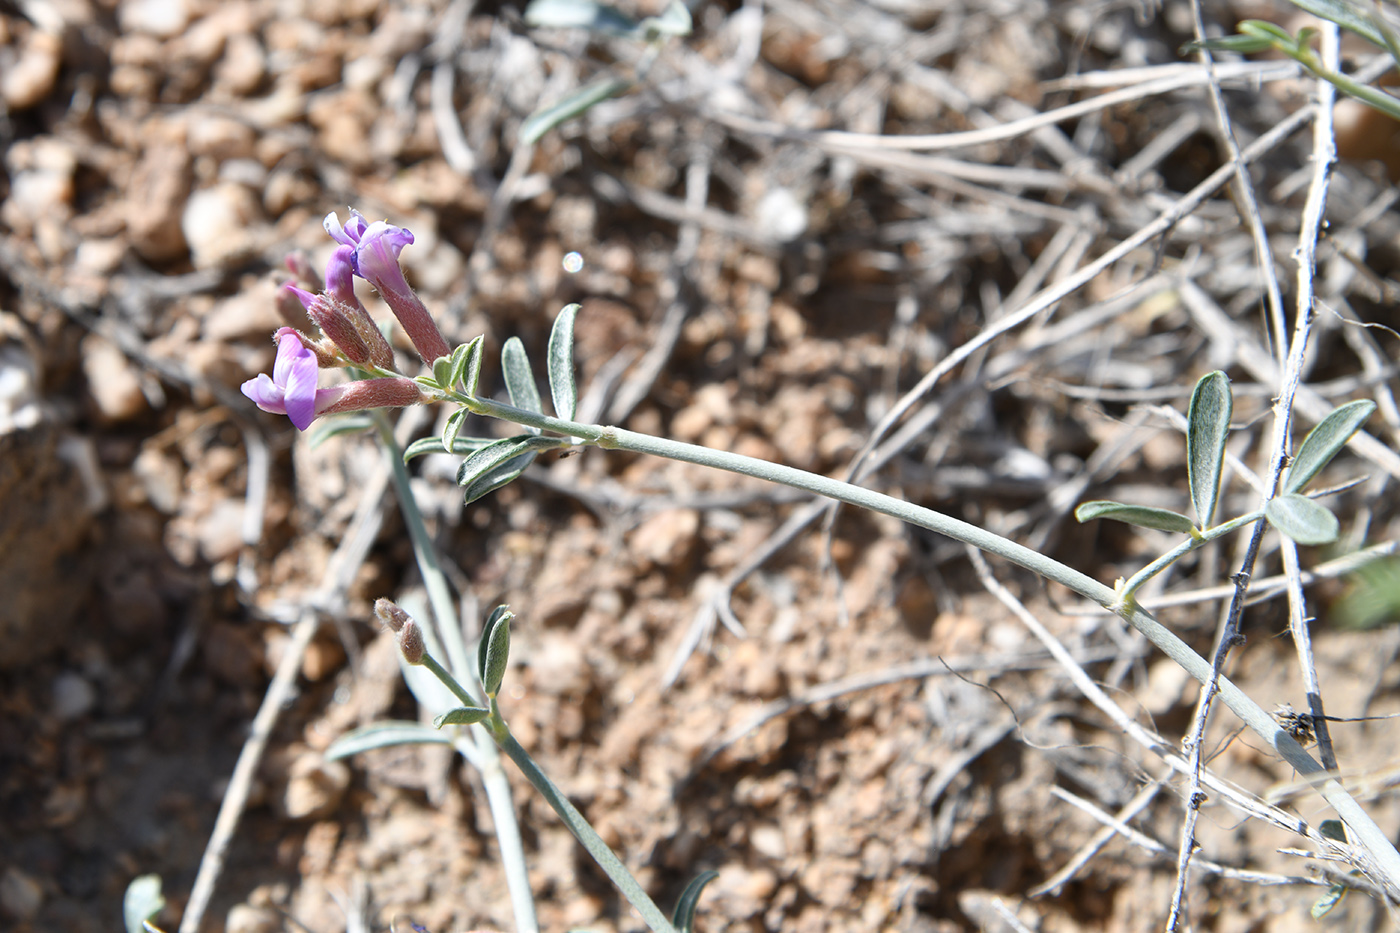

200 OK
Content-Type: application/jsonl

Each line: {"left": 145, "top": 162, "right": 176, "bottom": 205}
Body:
{"left": 490, "top": 710, "right": 678, "bottom": 933}
{"left": 371, "top": 411, "right": 541, "bottom": 933}
{"left": 422, "top": 654, "right": 476, "bottom": 708}
{"left": 460, "top": 399, "right": 1400, "bottom": 892}
{"left": 1290, "top": 47, "right": 1400, "bottom": 121}
{"left": 1117, "top": 511, "right": 1264, "bottom": 602}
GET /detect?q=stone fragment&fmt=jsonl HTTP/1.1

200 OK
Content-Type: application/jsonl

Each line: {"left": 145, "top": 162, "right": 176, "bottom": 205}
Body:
{"left": 127, "top": 144, "right": 192, "bottom": 261}
{"left": 283, "top": 754, "right": 350, "bottom": 820}
{"left": 119, "top": 0, "right": 191, "bottom": 37}
{"left": 225, "top": 903, "right": 279, "bottom": 933}
{"left": 0, "top": 866, "right": 44, "bottom": 920}
{"left": 2, "top": 29, "right": 62, "bottom": 110}
{"left": 82, "top": 335, "right": 148, "bottom": 421}
{"left": 52, "top": 671, "right": 97, "bottom": 722}
{"left": 629, "top": 508, "right": 699, "bottom": 571}
{"left": 182, "top": 183, "right": 265, "bottom": 269}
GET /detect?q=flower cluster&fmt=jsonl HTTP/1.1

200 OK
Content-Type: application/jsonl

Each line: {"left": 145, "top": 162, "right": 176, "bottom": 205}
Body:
{"left": 242, "top": 209, "right": 450, "bottom": 431}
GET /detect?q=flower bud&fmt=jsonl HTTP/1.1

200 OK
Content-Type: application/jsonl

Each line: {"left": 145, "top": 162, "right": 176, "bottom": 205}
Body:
{"left": 398, "top": 620, "right": 426, "bottom": 665}
{"left": 375, "top": 598, "right": 410, "bottom": 633}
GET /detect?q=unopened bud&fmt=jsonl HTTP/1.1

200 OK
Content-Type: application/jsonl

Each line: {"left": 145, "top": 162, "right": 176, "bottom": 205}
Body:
{"left": 375, "top": 598, "right": 411, "bottom": 633}
{"left": 398, "top": 620, "right": 425, "bottom": 665}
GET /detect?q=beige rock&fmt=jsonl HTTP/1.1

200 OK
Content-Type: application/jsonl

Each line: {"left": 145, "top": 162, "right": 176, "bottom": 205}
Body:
{"left": 82, "top": 334, "right": 148, "bottom": 421}
{"left": 183, "top": 183, "right": 266, "bottom": 269}
{"left": 187, "top": 113, "right": 257, "bottom": 161}
{"left": 214, "top": 32, "right": 268, "bottom": 95}
{"left": 629, "top": 508, "right": 700, "bottom": 571}
{"left": 2, "top": 29, "right": 62, "bottom": 110}
{"left": 127, "top": 144, "right": 193, "bottom": 261}
{"left": 225, "top": 903, "right": 279, "bottom": 933}
{"left": 203, "top": 278, "right": 284, "bottom": 342}
{"left": 284, "top": 754, "right": 350, "bottom": 820}
{"left": 0, "top": 866, "right": 44, "bottom": 920}
{"left": 120, "top": 0, "right": 191, "bottom": 38}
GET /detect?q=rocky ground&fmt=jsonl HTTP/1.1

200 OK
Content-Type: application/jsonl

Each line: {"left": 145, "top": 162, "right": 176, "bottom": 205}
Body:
{"left": 5, "top": 0, "right": 1400, "bottom": 930}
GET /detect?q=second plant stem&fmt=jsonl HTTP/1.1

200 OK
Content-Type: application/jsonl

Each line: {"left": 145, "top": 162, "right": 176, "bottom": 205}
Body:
{"left": 457, "top": 395, "right": 1400, "bottom": 891}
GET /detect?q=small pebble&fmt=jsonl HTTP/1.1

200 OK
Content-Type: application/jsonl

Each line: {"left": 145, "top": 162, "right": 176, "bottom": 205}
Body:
{"left": 52, "top": 671, "right": 97, "bottom": 722}
{"left": 0, "top": 866, "right": 44, "bottom": 920}
{"left": 82, "top": 334, "right": 148, "bottom": 422}
{"left": 225, "top": 903, "right": 279, "bottom": 933}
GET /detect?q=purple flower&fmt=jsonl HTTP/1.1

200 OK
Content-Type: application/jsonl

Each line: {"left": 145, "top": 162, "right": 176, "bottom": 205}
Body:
{"left": 324, "top": 209, "right": 451, "bottom": 363}
{"left": 242, "top": 329, "right": 427, "bottom": 430}
{"left": 241, "top": 330, "right": 325, "bottom": 431}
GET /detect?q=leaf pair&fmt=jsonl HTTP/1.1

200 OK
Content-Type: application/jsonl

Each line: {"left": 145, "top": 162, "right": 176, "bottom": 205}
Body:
{"left": 1076, "top": 371, "right": 1233, "bottom": 536}
{"left": 452, "top": 305, "right": 581, "bottom": 502}
{"left": 1077, "top": 370, "right": 1375, "bottom": 547}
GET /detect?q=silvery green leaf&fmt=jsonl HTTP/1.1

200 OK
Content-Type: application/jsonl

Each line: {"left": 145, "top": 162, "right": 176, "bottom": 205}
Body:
{"left": 524, "top": 0, "right": 638, "bottom": 34}
{"left": 403, "top": 433, "right": 496, "bottom": 462}
{"left": 1238, "top": 19, "right": 1305, "bottom": 47}
{"left": 481, "top": 610, "right": 509, "bottom": 697}
{"left": 434, "top": 706, "right": 491, "bottom": 727}
{"left": 457, "top": 335, "right": 485, "bottom": 396}
{"left": 1279, "top": 0, "right": 1392, "bottom": 50}
{"left": 547, "top": 303, "right": 580, "bottom": 421}
{"left": 1181, "top": 31, "right": 1279, "bottom": 54}
{"left": 1075, "top": 500, "right": 1197, "bottom": 535}
{"left": 1186, "top": 371, "right": 1232, "bottom": 527}
{"left": 442, "top": 408, "right": 468, "bottom": 456}
{"left": 520, "top": 76, "right": 634, "bottom": 145}
{"left": 456, "top": 435, "right": 563, "bottom": 503}
{"left": 502, "top": 336, "right": 544, "bottom": 417}
{"left": 307, "top": 414, "right": 374, "bottom": 448}
{"left": 124, "top": 875, "right": 165, "bottom": 933}
{"left": 1284, "top": 399, "right": 1375, "bottom": 494}
{"left": 432, "top": 354, "right": 455, "bottom": 389}
{"left": 325, "top": 721, "right": 454, "bottom": 760}
{"left": 480, "top": 607, "right": 512, "bottom": 697}
{"left": 1266, "top": 493, "right": 1340, "bottom": 545}
{"left": 672, "top": 870, "right": 719, "bottom": 933}
{"left": 478, "top": 605, "right": 513, "bottom": 685}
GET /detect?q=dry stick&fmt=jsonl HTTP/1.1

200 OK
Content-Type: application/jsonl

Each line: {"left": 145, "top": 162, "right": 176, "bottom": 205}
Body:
{"left": 705, "top": 61, "right": 1300, "bottom": 153}
{"left": 1284, "top": 21, "right": 1344, "bottom": 779}
{"left": 680, "top": 646, "right": 1118, "bottom": 786}
{"left": 668, "top": 107, "right": 1316, "bottom": 683}
{"left": 1189, "top": 0, "right": 1289, "bottom": 367}
{"left": 180, "top": 452, "right": 394, "bottom": 933}
{"left": 1171, "top": 26, "right": 1348, "bottom": 931}
{"left": 1178, "top": 279, "right": 1400, "bottom": 482}
{"left": 960, "top": 547, "right": 1340, "bottom": 850}
{"left": 1049, "top": 786, "right": 1324, "bottom": 888}
{"left": 1031, "top": 779, "right": 1165, "bottom": 897}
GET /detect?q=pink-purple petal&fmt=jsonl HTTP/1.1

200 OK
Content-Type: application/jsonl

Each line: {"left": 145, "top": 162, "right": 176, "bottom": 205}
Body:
{"left": 282, "top": 349, "right": 320, "bottom": 431}
{"left": 325, "top": 246, "right": 358, "bottom": 303}
{"left": 241, "top": 373, "right": 286, "bottom": 414}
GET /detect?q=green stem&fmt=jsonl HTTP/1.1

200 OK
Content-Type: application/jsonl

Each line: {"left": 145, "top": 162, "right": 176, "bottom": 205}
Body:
{"left": 1117, "top": 511, "right": 1265, "bottom": 603}
{"left": 371, "top": 411, "right": 540, "bottom": 933}
{"left": 489, "top": 705, "right": 678, "bottom": 933}
{"left": 460, "top": 398, "right": 1400, "bottom": 890}
{"left": 1291, "top": 47, "right": 1400, "bottom": 121}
